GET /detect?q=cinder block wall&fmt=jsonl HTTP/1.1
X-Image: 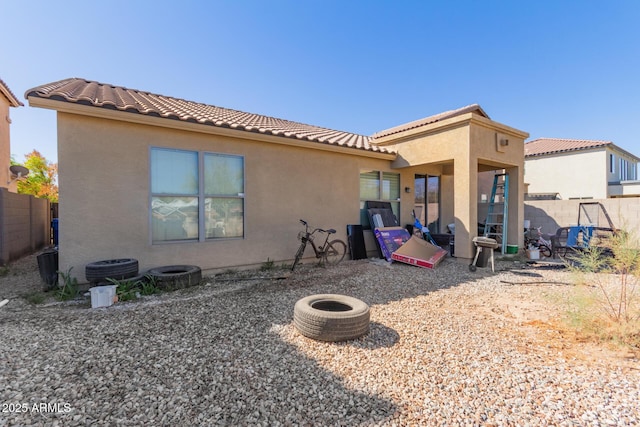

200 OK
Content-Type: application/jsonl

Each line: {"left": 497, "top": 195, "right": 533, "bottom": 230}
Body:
{"left": 477, "top": 197, "right": 640, "bottom": 241}
{"left": 0, "top": 188, "right": 51, "bottom": 264}
{"left": 523, "top": 199, "right": 640, "bottom": 236}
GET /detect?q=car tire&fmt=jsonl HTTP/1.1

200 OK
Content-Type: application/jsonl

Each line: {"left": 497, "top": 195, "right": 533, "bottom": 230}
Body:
{"left": 85, "top": 258, "right": 139, "bottom": 283}
{"left": 147, "top": 265, "right": 202, "bottom": 290}
{"left": 294, "top": 294, "right": 370, "bottom": 342}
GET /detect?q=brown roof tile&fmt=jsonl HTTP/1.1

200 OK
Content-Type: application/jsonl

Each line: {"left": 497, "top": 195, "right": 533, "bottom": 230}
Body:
{"left": 25, "top": 78, "right": 393, "bottom": 155}
{"left": 371, "top": 104, "right": 489, "bottom": 139}
{"left": 524, "top": 138, "right": 612, "bottom": 157}
{"left": 0, "top": 78, "right": 23, "bottom": 107}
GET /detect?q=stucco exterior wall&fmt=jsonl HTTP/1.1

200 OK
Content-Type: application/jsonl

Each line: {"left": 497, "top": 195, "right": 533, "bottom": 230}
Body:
{"left": 57, "top": 113, "right": 393, "bottom": 282}
{"left": 379, "top": 115, "right": 527, "bottom": 257}
{"left": 525, "top": 149, "right": 608, "bottom": 199}
{"left": 0, "top": 97, "right": 11, "bottom": 190}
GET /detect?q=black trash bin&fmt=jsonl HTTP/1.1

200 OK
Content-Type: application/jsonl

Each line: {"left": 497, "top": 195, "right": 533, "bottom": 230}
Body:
{"left": 37, "top": 249, "right": 59, "bottom": 290}
{"left": 476, "top": 247, "right": 492, "bottom": 268}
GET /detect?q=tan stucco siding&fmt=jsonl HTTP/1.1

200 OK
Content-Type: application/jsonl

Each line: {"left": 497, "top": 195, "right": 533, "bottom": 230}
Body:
{"left": 0, "top": 98, "right": 11, "bottom": 190}
{"left": 525, "top": 150, "right": 607, "bottom": 199}
{"left": 57, "top": 113, "right": 392, "bottom": 282}
{"left": 389, "top": 123, "right": 470, "bottom": 168}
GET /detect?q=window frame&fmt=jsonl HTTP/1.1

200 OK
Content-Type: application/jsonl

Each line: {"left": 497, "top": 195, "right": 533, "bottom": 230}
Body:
{"left": 150, "top": 147, "right": 245, "bottom": 244}
{"left": 359, "top": 169, "right": 401, "bottom": 228}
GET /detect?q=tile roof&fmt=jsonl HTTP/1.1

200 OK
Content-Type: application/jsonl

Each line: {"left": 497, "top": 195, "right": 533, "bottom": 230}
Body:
{"left": 524, "top": 138, "right": 612, "bottom": 157}
{"left": 0, "top": 78, "right": 23, "bottom": 107}
{"left": 371, "top": 104, "right": 489, "bottom": 139}
{"left": 25, "top": 78, "right": 393, "bottom": 155}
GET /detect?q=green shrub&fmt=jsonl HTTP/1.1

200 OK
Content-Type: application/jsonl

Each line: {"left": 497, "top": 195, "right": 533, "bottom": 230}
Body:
{"left": 565, "top": 229, "right": 640, "bottom": 348}
{"left": 107, "top": 275, "right": 160, "bottom": 302}
{"left": 56, "top": 268, "right": 79, "bottom": 301}
{"left": 260, "top": 258, "right": 275, "bottom": 271}
{"left": 24, "top": 291, "right": 46, "bottom": 305}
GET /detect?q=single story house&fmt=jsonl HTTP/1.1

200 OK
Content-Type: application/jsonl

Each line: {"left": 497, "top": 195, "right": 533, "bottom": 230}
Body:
{"left": 26, "top": 78, "right": 528, "bottom": 282}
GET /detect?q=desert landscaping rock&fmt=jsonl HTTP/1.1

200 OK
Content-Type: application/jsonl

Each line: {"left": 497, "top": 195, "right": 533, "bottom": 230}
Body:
{"left": 0, "top": 254, "right": 638, "bottom": 426}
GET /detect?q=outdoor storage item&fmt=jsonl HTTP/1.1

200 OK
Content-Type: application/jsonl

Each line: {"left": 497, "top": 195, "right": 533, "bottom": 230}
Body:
{"left": 37, "top": 249, "right": 58, "bottom": 290}
{"left": 391, "top": 236, "right": 448, "bottom": 269}
{"left": 431, "top": 234, "right": 453, "bottom": 256}
{"left": 469, "top": 237, "right": 499, "bottom": 272}
{"left": 526, "top": 248, "right": 540, "bottom": 260}
{"left": 347, "top": 225, "right": 367, "bottom": 260}
{"left": 374, "top": 227, "right": 411, "bottom": 262}
{"left": 506, "top": 245, "right": 519, "bottom": 254}
{"left": 51, "top": 218, "right": 59, "bottom": 246}
{"left": 89, "top": 285, "right": 118, "bottom": 308}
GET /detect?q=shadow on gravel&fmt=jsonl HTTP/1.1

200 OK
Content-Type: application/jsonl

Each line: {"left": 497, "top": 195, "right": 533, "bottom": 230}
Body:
{"left": 0, "top": 280, "right": 398, "bottom": 426}
{"left": 342, "top": 322, "right": 400, "bottom": 349}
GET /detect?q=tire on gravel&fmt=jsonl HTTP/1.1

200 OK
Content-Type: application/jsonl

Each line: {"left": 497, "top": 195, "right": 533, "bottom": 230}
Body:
{"left": 85, "top": 258, "right": 139, "bottom": 283}
{"left": 147, "top": 265, "right": 202, "bottom": 290}
{"left": 294, "top": 294, "right": 370, "bottom": 342}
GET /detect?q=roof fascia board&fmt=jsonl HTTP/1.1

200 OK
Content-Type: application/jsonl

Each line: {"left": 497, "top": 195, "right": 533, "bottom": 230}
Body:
{"left": 609, "top": 145, "right": 640, "bottom": 162}
{"left": 1, "top": 85, "right": 22, "bottom": 107}
{"left": 373, "top": 113, "right": 528, "bottom": 146}
{"left": 525, "top": 145, "right": 609, "bottom": 159}
{"left": 28, "top": 97, "right": 396, "bottom": 160}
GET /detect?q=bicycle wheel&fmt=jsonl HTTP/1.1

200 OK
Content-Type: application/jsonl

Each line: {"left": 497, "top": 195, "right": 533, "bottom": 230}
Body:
{"left": 292, "top": 240, "right": 307, "bottom": 271}
{"left": 323, "top": 239, "right": 347, "bottom": 265}
{"left": 539, "top": 244, "right": 552, "bottom": 258}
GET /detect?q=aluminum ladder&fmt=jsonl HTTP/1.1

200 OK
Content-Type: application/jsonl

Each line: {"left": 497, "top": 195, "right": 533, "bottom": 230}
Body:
{"left": 484, "top": 173, "right": 509, "bottom": 253}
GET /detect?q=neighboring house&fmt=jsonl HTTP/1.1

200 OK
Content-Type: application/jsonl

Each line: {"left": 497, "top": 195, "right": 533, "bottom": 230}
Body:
{"left": 0, "top": 78, "right": 24, "bottom": 192}
{"left": 524, "top": 138, "right": 640, "bottom": 199}
{"left": 26, "top": 78, "right": 528, "bottom": 281}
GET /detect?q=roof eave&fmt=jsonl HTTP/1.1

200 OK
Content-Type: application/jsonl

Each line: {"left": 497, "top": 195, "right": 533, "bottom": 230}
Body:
{"left": 373, "top": 112, "right": 528, "bottom": 146}
{"left": 28, "top": 96, "right": 397, "bottom": 160}
{"left": 1, "top": 83, "right": 23, "bottom": 107}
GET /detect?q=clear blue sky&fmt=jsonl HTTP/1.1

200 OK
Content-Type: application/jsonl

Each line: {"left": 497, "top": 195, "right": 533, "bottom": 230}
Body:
{"left": 2, "top": 0, "right": 639, "bottom": 164}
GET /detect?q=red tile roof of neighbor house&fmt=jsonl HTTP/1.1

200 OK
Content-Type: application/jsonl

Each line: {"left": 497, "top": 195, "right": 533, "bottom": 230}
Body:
{"left": 372, "top": 104, "right": 490, "bottom": 139}
{"left": 25, "top": 78, "right": 393, "bottom": 155}
{"left": 524, "top": 138, "right": 612, "bottom": 157}
{"left": 0, "top": 78, "right": 23, "bottom": 107}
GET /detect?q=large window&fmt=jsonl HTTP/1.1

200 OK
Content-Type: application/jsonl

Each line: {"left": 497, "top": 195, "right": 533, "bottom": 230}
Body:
{"left": 359, "top": 170, "right": 400, "bottom": 227}
{"left": 151, "top": 148, "right": 244, "bottom": 243}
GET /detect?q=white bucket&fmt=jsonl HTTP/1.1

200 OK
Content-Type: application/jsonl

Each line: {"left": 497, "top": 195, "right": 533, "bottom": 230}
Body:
{"left": 89, "top": 285, "right": 118, "bottom": 308}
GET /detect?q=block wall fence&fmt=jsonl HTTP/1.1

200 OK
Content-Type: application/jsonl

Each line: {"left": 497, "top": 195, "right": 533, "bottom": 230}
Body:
{"left": 0, "top": 188, "right": 51, "bottom": 265}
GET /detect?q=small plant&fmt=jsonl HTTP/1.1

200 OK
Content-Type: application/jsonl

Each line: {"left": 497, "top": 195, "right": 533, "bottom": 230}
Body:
{"left": 0, "top": 265, "right": 9, "bottom": 277}
{"left": 24, "top": 291, "right": 46, "bottom": 305}
{"left": 56, "top": 268, "right": 79, "bottom": 301}
{"left": 565, "top": 229, "right": 640, "bottom": 348}
{"left": 107, "top": 275, "right": 160, "bottom": 302}
{"left": 108, "top": 278, "right": 137, "bottom": 302}
{"left": 260, "top": 258, "right": 275, "bottom": 271}
{"left": 139, "top": 275, "right": 160, "bottom": 296}
{"left": 279, "top": 262, "right": 292, "bottom": 270}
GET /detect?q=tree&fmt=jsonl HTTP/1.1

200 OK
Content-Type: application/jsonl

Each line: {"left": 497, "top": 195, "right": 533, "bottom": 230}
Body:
{"left": 15, "top": 150, "right": 59, "bottom": 202}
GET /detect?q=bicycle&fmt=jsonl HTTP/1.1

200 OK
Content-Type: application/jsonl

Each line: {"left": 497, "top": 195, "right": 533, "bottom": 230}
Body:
{"left": 291, "top": 219, "right": 347, "bottom": 271}
{"left": 524, "top": 226, "right": 552, "bottom": 258}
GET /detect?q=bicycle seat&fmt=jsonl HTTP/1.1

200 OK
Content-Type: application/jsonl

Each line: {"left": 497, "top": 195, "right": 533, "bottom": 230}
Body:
{"left": 327, "top": 229, "right": 336, "bottom": 234}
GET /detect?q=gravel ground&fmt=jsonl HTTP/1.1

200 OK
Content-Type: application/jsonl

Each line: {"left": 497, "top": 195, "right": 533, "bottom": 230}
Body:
{"left": 0, "top": 253, "right": 638, "bottom": 426}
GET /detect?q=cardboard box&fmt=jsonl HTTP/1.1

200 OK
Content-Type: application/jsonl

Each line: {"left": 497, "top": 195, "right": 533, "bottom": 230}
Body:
{"left": 374, "top": 227, "right": 411, "bottom": 261}
{"left": 391, "top": 236, "right": 448, "bottom": 269}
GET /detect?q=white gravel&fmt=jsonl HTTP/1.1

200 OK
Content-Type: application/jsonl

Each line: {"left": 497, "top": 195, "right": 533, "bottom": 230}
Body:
{"left": 0, "top": 254, "right": 638, "bottom": 426}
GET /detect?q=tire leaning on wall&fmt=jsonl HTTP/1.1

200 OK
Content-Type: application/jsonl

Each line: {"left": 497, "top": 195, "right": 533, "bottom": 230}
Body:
{"left": 85, "top": 258, "right": 139, "bottom": 284}
{"left": 147, "top": 265, "right": 202, "bottom": 291}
